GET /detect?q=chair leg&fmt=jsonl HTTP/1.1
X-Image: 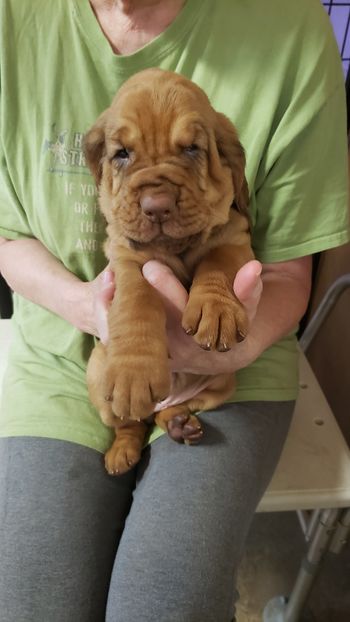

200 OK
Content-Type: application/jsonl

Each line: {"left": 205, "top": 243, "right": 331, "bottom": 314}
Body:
{"left": 263, "top": 508, "right": 341, "bottom": 622}
{"left": 329, "top": 507, "right": 350, "bottom": 553}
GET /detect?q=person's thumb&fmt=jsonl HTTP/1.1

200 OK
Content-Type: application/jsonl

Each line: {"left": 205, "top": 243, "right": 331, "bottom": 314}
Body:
{"left": 142, "top": 260, "right": 188, "bottom": 316}
{"left": 233, "top": 260, "right": 263, "bottom": 320}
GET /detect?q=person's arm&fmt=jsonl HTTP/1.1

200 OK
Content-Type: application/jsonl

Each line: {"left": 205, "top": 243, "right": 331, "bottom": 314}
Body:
{"left": 142, "top": 256, "right": 312, "bottom": 375}
{"left": 0, "top": 236, "right": 310, "bottom": 376}
{"left": 0, "top": 236, "right": 114, "bottom": 340}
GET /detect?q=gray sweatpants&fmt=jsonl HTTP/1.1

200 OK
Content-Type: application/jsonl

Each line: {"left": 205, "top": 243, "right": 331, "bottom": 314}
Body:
{"left": 0, "top": 401, "right": 294, "bottom": 622}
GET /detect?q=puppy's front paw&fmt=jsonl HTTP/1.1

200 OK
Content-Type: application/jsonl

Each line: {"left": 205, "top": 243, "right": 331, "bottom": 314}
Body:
{"left": 182, "top": 292, "right": 248, "bottom": 351}
{"left": 104, "top": 355, "right": 171, "bottom": 421}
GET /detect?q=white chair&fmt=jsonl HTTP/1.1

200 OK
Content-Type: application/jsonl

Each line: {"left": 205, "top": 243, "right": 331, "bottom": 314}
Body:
{"left": 261, "top": 274, "right": 350, "bottom": 622}
{"left": 1, "top": 277, "right": 350, "bottom": 622}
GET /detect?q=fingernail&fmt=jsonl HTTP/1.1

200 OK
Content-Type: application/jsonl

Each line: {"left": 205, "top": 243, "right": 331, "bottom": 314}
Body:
{"left": 254, "top": 262, "right": 262, "bottom": 277}
{"left": 143, "top": 262, "right": 169, "bottom": 284}
{"left": 102, "top": 270, "right": 113, "bottom": 284}
{"left": 142, "top": 264, "right": 155, "bottom": 281}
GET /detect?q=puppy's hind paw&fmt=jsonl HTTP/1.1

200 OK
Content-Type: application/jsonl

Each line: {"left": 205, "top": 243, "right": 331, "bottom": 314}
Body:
{"left": 105, "top": 444, "right": 142, "bottom": 476}
{"left": 167, "top": 414, "right": 203, "bottom": 444}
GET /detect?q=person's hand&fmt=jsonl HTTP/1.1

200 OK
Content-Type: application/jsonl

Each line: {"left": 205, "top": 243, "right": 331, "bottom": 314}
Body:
{"left": 85, "top": 259, "right": 263, "bottom": 373}
{"left": 142, "top": 259, "right": 263, "bottom": 374}
{"left": 232, "top": 259, "right": 263, "bottom": 325}
{"left": 87, "top": 267, "right": 115, "bottom": 343}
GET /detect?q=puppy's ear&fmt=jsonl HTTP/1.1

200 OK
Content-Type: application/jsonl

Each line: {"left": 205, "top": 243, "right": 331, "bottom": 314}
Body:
{"left": 215, "top": 112, "right": 250, "bottom": 218}
{"left": 84, "top": 110, "right": 109, "bottom": 186}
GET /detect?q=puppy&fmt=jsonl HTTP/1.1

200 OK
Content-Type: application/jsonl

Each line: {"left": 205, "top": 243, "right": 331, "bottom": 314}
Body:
{"left": 84, "top": 68, "right": 254, "bottom": 475}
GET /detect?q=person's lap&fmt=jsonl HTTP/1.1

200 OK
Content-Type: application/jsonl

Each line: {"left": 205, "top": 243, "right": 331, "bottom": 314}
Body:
{"left": 0, "top": 401, "right": 294, "bottom": 622}
{"left": 0, "top": 434, "right": 133, "bottom": 622}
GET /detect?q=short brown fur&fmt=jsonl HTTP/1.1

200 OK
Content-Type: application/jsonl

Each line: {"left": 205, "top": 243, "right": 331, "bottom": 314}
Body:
{"left": 84, "top": 69, "right": 254, "bottom": 475}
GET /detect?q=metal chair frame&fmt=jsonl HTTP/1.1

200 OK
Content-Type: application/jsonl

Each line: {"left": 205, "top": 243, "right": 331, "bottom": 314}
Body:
{"left": 263, "top": 275, "right": 350, "bottom": 622}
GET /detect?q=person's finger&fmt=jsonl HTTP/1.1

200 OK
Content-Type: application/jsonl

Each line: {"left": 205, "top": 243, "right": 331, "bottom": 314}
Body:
{"left": 101, "top": 267, "right": 115, "bottom": 287}
{"left": 95, "top": 270, "right": 115, "bottom": 344}
{"left": 142, "top": 260, "right": 188, "bottom": 314}
{"left": 95, "top": 291, "right": 114, "bottom": 344}
{"left": 233, "top": 260, "right": 263, "bottom": 315}
{"left": 99, "top": 280, "right": 115, "bottom": 305}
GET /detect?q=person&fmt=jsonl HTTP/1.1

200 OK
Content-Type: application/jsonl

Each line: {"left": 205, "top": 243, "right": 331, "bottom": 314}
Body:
{"left": 0, "top": 1, "right": 348, "bottom": 620}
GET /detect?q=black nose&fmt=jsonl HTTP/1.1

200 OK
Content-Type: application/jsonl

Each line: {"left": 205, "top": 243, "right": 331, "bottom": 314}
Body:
{"left": 140, "top": 192, "right": 176, "bottom": 223}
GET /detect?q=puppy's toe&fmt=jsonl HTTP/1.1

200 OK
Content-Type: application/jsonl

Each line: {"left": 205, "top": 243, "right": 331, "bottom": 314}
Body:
{"left": 167, "top": 414, "right": 203, "bottom": 444}
{"left": 182, "top": 301, "right": 202, "bottom": 337}
{"left": 233, "top": 304, "right": 249, "bottom": 343}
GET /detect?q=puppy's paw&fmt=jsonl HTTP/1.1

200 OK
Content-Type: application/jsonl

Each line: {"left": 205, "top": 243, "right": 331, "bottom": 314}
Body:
{"left": 182, "top": 293, "right": 248, "bottom": 351}
{"left": 167, "top": 413, "right": 203, "bottom": 444}
{"left": 105, "top": 440, "right": 142, "bottom": 475}
{"left": 104, "top": 356, "right": 171, "bottom": 421}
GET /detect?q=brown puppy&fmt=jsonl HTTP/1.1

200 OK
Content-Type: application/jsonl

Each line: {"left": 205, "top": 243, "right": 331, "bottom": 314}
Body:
{"left": 84, "top": 68, "right": 254, "bottom": 475}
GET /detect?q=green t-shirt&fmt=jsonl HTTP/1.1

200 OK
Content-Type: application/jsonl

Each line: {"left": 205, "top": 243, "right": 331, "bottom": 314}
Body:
{"left": 0, "top": 0, "right": 349, "bottom": 452}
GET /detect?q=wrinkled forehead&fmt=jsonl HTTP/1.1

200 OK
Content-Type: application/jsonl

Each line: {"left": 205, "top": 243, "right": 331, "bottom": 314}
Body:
{"left": 104, "top": 79, "right": 214, "bottom": 152}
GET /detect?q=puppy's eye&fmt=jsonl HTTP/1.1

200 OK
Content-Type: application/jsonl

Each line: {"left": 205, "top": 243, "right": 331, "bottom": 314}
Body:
{"left": 113, "top": 148, "right": 130, "bottom": 160}
{"left": 184, "top": 144, "right": 199, "bottom": 155}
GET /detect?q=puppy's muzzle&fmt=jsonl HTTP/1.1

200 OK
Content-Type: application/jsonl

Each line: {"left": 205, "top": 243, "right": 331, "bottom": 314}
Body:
{"left": 140, "top": 189, "right": 176, "bottom": 224}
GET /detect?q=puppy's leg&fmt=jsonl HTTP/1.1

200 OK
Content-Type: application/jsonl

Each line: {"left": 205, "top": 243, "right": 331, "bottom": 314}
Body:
{"left": 182, "top": 243, "right": 253, "bottom": 351}
{"left": 104, "top": 247, "right": 171, "bottom": 422}
{"left": 87, "top": 342, "right": 148, "bottom": 474}
{"left": 105, "top": 420, "right": 148, "bottom": 475}
{"left": 154, "top": 373, "right": 235, "bottom": 443}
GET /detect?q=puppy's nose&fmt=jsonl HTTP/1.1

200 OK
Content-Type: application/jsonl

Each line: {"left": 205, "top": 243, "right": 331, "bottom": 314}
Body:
{"left": 140, "top": 192, "right": 175, "bottom": 223}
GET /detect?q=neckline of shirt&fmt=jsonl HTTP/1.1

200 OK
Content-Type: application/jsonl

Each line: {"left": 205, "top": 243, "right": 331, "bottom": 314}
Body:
{"left": 71, "top": 0, "right": 209, "bottom": 75}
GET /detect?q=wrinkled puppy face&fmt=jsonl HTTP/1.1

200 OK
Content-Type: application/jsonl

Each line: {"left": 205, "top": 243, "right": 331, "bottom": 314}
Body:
{"left": 85, "top": 69, "right": 248, "bottom": 253}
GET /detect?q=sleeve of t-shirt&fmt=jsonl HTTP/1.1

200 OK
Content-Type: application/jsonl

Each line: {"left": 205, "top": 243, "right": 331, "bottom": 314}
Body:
{"left": 0, "top": 138, "right": 33, "bottom": 240}
{"left": 252, "top": 38, "right": 349, "bottom": 263}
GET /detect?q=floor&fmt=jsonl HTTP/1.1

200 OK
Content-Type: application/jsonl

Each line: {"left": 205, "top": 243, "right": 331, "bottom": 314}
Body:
{"left": 236, "top": 512, "right": 350, "bottom": 622}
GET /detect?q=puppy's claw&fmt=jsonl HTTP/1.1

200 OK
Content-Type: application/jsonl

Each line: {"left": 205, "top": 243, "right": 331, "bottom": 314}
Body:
{"left": 217, "top": 342, "right": 231, "bottom": 352}
{"left": 184, "top": 428, "right": 204, "bottom": 445}
{"left": 236, "top": 329, "right": 246, "bottom": 343}
{"left": 199, "top": 342, "right": 212, "bottom": 351}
